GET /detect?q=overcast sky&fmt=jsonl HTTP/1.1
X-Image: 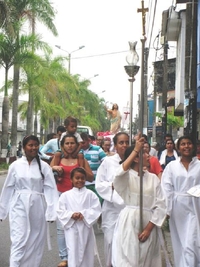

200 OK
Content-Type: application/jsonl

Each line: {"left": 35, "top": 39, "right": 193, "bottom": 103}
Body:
{"left": 1, "top": 0, "right": 185, "bottom": 123}
{"left": 42, "top": 0, "right": 180, "bottom": 120}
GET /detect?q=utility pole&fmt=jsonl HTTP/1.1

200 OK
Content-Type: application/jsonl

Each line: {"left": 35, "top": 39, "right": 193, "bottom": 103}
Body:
{"left": 137, "top": 0, "right": 148, "bottom": 234}
{"left": 162, "top": 40, "right": 168, "bottom": 141}
{"left": 184, "top": 0, "right": 197, "bottom": 145}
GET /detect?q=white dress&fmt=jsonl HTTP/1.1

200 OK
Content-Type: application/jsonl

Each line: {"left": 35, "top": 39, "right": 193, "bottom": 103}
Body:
{"left": 0, "top": 156, "right": 59, "bottom": 267}
{"left": 112, "top": 165, "right": 166, "bottom": 267}
{"left": 161, "top": 157, "right": 200, "bottom": 267}
{"left": 95, "top": 154, "right": 125, "bottom": 267}
{"left": 57, "top": 186, "right": 101, "bottom": 267}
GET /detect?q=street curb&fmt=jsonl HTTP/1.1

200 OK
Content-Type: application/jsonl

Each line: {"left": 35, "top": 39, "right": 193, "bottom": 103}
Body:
{"left": 0, "top": 170, "right": 8, "bottom": 176}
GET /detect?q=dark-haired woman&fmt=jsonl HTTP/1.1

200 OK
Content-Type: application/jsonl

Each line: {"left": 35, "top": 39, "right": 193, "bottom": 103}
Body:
{"left": 51, "top": 134, "right": 93, "bottom": 267}
{"left": 0, "top": 135, "right": 58, "bottom": 267}
{"left": 162, "top": 136, "right": 200, "bottom": 267}
{"left": 112, "top": 144, "right": 166, "bottom": 267}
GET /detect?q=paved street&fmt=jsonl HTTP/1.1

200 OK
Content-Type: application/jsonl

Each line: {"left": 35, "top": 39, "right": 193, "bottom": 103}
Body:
{"left": 0, "top": 174, "right": 105, "bottom": 267}
{"left": 0, "top": 173, "right": 174, "bottom": 267}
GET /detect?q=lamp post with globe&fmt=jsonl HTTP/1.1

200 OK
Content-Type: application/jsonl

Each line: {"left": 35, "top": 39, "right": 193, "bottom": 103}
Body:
{"left": 124, "top": 41, "right": 140, "bottom": 145}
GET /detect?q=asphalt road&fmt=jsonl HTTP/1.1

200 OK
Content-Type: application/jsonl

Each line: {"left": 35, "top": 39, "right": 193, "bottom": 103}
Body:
{"left": 0, "top": 174, "right": 105, "bottom": 267}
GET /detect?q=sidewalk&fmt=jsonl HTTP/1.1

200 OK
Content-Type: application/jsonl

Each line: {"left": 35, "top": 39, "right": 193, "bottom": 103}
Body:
{"left": 162, "top": 229, "right": 174, "bottom": 267}
{"left": 0, "top": 170, "right": 8, "bottom": 176}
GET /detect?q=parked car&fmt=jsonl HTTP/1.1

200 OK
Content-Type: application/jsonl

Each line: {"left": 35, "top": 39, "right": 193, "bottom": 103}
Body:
{"left": 77, "top": 126, "right": 94, "bottom": 136}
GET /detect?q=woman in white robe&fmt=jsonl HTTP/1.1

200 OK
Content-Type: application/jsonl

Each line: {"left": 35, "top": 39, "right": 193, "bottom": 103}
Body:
{"left": 96, "top": 132, "right": 144, "bottom": 267}
{"left": 112, "top": 144, "right": 166, "bottom": 267}
{"left": 0, "top": 135, "right": 58, "bottom": 267}
{"left": 57, "top": 167, "right": 101, "bottom": 267}
{"left": 162, "top": 135, "right": 200, "bottom": 267}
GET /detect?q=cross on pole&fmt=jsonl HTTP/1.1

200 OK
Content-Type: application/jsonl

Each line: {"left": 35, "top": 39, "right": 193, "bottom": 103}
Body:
{"left": 137, "top": 1, "right": 149, "bottom": 235}
{"left": 137, "top": 0, "right": 149, "bottom": 37}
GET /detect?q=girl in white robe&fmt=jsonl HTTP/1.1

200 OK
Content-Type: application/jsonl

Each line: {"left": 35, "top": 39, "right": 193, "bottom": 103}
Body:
{"left": 112, "top": 143, "right": 166, "bottom": 267}
{"left": 0, "top": 135, "right": 58, "bottom": 267}
{"left": 96, "top": 132, "right": 144, "bottom": 267}
{"left": 57, "top": 167, "right": 101, "bottom": 267}
{"left": 162, "top": 135, "right": 200, "bottom": 267}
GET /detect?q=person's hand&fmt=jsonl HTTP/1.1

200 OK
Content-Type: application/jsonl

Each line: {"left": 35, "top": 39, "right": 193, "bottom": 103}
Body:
{"left": 138, "top": 229, "right": 151, "bottom": 242}
{"left": 78, "top": 213, "right": 84, "bottom": 221}
{"left": 134, "top": 137, "right": 145, "bottom": 153}
{"left": 138, "top": 222, "right": 154, "bottom": 242}
{"left": 72, "top": 212, "right": 84, "bottom": 221}
{"left": 52, "top": 166, "right": 63, "bottom": 176}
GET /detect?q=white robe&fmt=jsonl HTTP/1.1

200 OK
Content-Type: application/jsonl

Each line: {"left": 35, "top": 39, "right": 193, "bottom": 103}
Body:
{"left": 57, "top": 187, "right": 101, "bottom": 267}
{"left": 112, "top": 165, "right": 166, "bottom": 267}
{"left": 95, "top": 153, "right": 125, "bottom": 267}
{"left": 161, "top": 157, "right": 200, "bottom": 267}
{"left": 0, "top": 156, "right": 59, "bottom": 267}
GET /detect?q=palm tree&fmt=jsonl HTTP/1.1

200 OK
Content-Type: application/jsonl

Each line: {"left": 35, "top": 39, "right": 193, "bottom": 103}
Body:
{"left": 0, "top": 31, "right": 18, "bottom": 152}
{"left": 0, "top": 0, "right": 58, "bottom": 151}
{"left": 19, "top": 54, "right": 78, "bottom": 135}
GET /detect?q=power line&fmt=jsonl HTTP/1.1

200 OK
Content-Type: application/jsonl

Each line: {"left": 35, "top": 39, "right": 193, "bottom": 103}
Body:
{"left": 71, "top": 45, "right": 175, "bottom": 60}
{"left": 147, "top": 0, "right": 158, "bottom": 51}
{"left": 72, "top": 50, "right": 128, "bottom": 60}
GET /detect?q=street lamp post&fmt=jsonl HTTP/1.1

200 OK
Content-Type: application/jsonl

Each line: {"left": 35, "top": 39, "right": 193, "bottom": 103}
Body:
{"left": 124, "top": 41, "right": 140, "bottom": 145}
{"left": 55, "top": 45, "right": 85, "bottom": 74}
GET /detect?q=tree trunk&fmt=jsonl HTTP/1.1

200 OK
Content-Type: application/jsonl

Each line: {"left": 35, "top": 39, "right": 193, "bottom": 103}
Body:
{"left": 1, "top": 96, "right": 9, "bottom": 151}
{"left": 26, "top": 88, "right": 34, "bottom": 135}
{"left": 11, "top": 64, "right": 20, "bottom": 149}
{"left": 40, "top": 125, "right": 44, "bottom": 144}
{"left": 1, "top": 66, "right": 9, "bottom": 153}
{"left": 34, "top": 111, "right": 37, "bottom": 135}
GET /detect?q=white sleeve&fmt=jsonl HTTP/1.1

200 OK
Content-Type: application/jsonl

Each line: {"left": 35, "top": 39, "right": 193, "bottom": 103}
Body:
{"left": 113, "top": 165, "right": 129, "bottom": 197}
{"left": 0, "top": 165, "right": 16, "bottom": 220}
{"left": 161, "top": 163, "right": 174, "bottom": 216}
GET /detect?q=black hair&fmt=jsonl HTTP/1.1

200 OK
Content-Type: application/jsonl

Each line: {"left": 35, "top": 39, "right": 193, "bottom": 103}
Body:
{"left": 176, "top": 135, "right": 194, "bottom": 150}
{"left": 56, "top": 125, "right": 66, "bottom": 133}
{"left": 113, "top": 132, "right": 129, "bottom": 145}
{"left": 144, "top": 142, "right": 151, "bottom": 150}
{"left": 164, "top": 133, "right": 173, "bottom": 139}
{"left": 142, "top": 134, "right": 148, "bottom": 141}
{"left": 70, "top": 167, "right": 87, "bottom": 179}
{"left": 102, "top": 138, "right": 111, "bottom": 146}
{"left": 47, "top": 133, "right": 56, "bottom": 141}
{"left": 60, "top": 134, "right": 78, "bottom": 147}
{"left": 22, "top": 135, "right": 44, "bottom": 180}
{"left": 80, "top": 132, "right": 89, "bottom": 141}
{"left": 120, "top": 145, "right": 136, "bottom": 165}
{"left": 64, "top": 116, "right": 78, "bottom": 127}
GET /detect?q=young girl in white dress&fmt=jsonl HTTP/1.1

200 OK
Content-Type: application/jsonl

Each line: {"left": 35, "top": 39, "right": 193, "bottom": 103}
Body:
{"left": 57, "top": 167, "right": 101, "bottom": 267}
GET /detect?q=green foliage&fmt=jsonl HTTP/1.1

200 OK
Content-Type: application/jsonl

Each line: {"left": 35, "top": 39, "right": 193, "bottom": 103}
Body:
{"left": 155, "top": 109, "right": 184, "bottom": 129}
{"left": 0, "top": 162, "right": 9, "bottom": 170}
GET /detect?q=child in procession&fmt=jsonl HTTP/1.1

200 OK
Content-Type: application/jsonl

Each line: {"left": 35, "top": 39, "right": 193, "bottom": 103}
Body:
{"left": 57, "top": 167, "right": 101, "bottom": 267}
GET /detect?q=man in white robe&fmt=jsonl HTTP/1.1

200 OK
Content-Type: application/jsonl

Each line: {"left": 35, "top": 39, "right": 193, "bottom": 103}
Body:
{"left": 162, "top": 157, "right": 200, "bottom": 267}
{"left": 0, "top": 157, "right": 59, "bottom": 267}
{"left": 57, "top": 186, "right": 101, "bottom": 267}
{"left": 95, "top": 153, "right": 125, "bottom": 267}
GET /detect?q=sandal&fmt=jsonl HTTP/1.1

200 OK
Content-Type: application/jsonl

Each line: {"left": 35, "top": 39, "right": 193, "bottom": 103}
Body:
{"left": 57, "top": 260, "right": 68, "bottom": 267}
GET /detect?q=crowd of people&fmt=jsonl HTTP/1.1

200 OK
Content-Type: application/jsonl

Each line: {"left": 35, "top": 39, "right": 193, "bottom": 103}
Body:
{"left": 1, "top": 116, "right": 200, "bottom": 267}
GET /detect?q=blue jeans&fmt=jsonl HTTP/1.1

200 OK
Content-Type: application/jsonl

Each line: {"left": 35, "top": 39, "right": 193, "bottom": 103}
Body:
{"left": 57, "top": 192, "right": 68, "bottom": 260}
